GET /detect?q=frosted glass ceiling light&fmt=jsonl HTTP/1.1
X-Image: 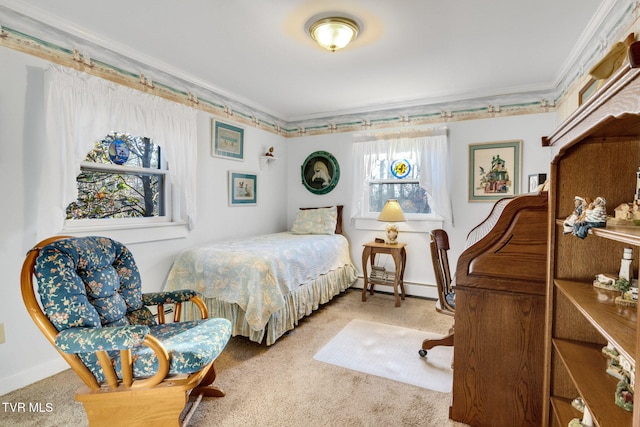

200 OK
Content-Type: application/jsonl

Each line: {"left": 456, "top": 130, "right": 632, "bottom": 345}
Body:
{"left": 309, "top": 17, "right": 359, "bottom": 52}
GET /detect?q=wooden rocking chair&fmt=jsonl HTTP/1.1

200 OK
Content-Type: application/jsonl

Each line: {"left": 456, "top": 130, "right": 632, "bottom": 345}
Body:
{"left": 21, "top": 236, "right": 232, "bottom": 426}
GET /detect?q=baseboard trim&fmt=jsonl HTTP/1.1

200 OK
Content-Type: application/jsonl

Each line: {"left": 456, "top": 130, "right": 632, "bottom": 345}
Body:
{"left": 0, "top": 358, "right": 68, "bottom": 396}
{"left": 350, "top": 277, "right": 438, "bottom": 300}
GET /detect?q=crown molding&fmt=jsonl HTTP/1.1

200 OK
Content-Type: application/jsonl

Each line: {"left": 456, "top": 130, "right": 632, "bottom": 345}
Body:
{"left": 0, "top": 0, "right": 635, "bottom": 137}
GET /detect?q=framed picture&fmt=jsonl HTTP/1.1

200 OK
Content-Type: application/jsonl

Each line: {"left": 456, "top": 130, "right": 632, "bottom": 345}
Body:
{"left": 468, "top": 140, "right": 522, "bottom": 202}
{"left": 228, "top": 171, "right": 256, "bottom": 206}
{"left": 300, "top": 151, "right": 340, "bottom": 195}
{"left": 212, "top": 120, "right": 244, "bottom": 160}
{"left": 578, "top": 78, "right": 599, "bottom": 106}
{"left": 528, "top": 173, "right": 547, "bottom": 193}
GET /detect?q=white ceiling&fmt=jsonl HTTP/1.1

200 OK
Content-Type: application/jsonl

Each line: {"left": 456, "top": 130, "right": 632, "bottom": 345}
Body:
{"left": 0, "top": 0, "right": 611, "bottom": 123}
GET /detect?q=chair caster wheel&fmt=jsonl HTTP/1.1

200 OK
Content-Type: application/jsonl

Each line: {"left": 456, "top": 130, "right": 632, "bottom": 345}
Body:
{"left": 419, "top": 349, "right": 427, "bottom": 357}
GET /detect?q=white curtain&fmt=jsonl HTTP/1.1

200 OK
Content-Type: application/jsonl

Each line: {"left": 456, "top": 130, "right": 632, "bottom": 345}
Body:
{"left": 38, "top": 65, "right": 198, "bottom": 239}
{"left": 350, "top": 128, "right": 453, "bottom": 224}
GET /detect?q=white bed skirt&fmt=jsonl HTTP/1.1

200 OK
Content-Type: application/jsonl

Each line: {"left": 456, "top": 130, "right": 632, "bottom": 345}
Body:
{"left": 185, "top": 264, "right": 357, "bottom": 345}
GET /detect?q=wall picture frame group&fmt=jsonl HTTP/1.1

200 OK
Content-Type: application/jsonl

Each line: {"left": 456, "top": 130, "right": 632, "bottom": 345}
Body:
{"left": 212, "top": 120, "right": 244, "bottom": 160}
{"left": 228, "top": 171, "right": 257, "bottom": 206}
{"left": 468, "top": 140, "right": 522, "bottom": 202}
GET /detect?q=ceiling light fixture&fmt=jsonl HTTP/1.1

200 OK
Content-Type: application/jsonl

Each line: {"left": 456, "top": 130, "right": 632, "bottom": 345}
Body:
{"left": 309, "top": 17, "right": 359, "bottom": 52}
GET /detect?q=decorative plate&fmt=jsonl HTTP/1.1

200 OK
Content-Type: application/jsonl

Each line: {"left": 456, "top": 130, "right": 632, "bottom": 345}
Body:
{"left": 390, "top": 159, "right": 411, "bottom": 178}
{"left": 108, "top": 139, "right": 130, "bottom": 165}
{"left": 301, "top": 151, "right": 340, "bottom": 194}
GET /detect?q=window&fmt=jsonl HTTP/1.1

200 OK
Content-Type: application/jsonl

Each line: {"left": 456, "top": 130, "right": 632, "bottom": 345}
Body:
{"left": 65, "top": 132, "right": 171, "bottom": 227}
{"left": 350, "top": 129, "right": 452, "bottom": 225}
{"left": 367, "top": 157, "right": 431, "bottom": 215}
{"left": 42, "top": 66, "right": 197, "bottom": 243}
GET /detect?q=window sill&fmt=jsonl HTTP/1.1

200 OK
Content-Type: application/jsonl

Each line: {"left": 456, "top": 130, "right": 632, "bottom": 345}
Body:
{"left": 60, "top": 221, "right": 189, "bottom": 244}
{"left": 354, "top": 216, "right": 443, "bottom": 232}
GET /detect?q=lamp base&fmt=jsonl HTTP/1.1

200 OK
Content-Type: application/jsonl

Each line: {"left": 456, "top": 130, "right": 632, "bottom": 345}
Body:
{"left": 385, "top": 224, "right": 399, "bottom": 245}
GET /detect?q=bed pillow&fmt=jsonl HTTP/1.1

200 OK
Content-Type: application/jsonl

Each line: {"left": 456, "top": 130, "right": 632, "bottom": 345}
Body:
{"left": 291, "top": 206, "right": 338, "bottom": 235}
{"left": 300, "top": 205, "right": 343, "bottom": 234}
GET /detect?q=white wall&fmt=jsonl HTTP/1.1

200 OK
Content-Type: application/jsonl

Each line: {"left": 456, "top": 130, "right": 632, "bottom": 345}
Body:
{"left": 1, "top": 43, "right": 561, "bottom": 395}
{"left": 286, "top": 113, "right": 559, "bottom": 298}
{"left": 0, "top": 47, "right": 288, "bottom": 395}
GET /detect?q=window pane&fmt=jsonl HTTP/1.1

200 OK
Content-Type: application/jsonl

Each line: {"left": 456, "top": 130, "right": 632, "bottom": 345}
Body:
{"left": 67, "top": 169, "right": 164, "bottom": 219}
{"left": 66, "top": 132, "right": 167, "bottom": 220}
{"left": 369, "top": 182, "right": 431, "bottom": 214}
{"left": 66, "top": 169, "right": 164, "bottom": 219}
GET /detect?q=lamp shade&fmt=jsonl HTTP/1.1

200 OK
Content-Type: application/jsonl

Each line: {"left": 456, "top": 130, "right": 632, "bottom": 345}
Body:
{"left": 378, "top": 199, "right": 406, "bottom": 222}
{"left": 309, "top": 17, "right": 359, "bottom": 52}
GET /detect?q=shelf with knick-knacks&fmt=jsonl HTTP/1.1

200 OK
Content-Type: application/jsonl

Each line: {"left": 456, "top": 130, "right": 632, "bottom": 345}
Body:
{"left": 543, "top": 64, "right": 640, "bottom": 427}
{"left": 259, "top": 146, "right": 278, "bottom": 169}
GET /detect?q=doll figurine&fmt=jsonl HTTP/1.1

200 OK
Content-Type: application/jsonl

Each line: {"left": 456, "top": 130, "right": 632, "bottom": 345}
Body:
{"left": 563, "top": 196, "right": 587, "bottom": 234}
{"left": 573, "top": 196, "right": 607, "bottom": 239}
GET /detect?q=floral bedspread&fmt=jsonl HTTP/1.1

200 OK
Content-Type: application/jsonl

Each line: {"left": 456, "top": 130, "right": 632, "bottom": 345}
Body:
{"left": 164, "top": 232, "right": 354, "bottom": 331}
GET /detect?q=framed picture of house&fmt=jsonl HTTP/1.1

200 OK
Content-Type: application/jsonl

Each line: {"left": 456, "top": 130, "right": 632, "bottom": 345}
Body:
{"left": 212, "top": 120, "right": 244, "bottom": 160}
{"left": 228, "top": 171, "right": 257, "bottom": 206}
{"left": 468, "top": 140, "right": 521, "bottom": 202}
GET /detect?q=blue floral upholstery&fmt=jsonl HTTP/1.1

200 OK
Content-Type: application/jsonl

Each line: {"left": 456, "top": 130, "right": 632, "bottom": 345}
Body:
{"left": 34, "top": 236, "right": 231, "bottom": 383}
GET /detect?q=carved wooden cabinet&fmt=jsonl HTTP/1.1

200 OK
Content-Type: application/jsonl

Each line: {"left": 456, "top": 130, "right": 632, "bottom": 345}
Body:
{"left": 543, "top": 65, "right": 640, "bottom": 427}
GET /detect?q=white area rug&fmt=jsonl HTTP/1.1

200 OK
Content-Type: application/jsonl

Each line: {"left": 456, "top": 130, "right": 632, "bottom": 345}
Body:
{"left": 313, "top": 319, "right": 453, "bottom": 393}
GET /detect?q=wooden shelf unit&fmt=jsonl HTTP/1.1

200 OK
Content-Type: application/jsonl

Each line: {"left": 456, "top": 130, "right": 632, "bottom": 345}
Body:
{"left": 543, "top": 65, "right": 640, "bottom": 427}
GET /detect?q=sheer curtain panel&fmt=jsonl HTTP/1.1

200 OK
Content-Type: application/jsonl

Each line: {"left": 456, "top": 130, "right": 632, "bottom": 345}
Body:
{"left": 39, "top": 65, "right": 198, "bottom": 239}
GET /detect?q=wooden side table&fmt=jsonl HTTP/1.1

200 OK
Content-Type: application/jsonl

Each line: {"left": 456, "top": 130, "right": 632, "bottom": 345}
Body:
{"left": 361, "top": 241, "right": 407, "bottom": 307}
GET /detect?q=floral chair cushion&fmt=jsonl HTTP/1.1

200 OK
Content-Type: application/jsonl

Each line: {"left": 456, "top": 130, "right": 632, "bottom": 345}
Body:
{"left": 56, "top": 319, "right": 232, "bottom": 382}
{"left": 35, "top": 236, "right": 231, "bottom": 383}
{"left": 36, "top": 236, "right": 148, "bottom": 329}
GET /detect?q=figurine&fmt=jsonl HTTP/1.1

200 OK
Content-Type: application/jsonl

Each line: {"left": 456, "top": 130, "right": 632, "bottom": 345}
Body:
{"left": 573, "top": 196, "right": 607, "bottom": 239}
{"left": 593, "top": 248, "right": 638, "bottom": 292}
{"left": 265, "top": 146, "right": 275, "bottom": 157}
{"left": 593, "top": 273, "right": 617, "bottom": 290}
{"left": 615, "top": 378, "right": 634, "bottom": 412}
{"left": 568, "top": 406, "right": 594, "bottom": 427}
{"left": 619, "top": 248, "right": 633, "bottom": 281}
{"left": 603, "top": 343, "right": 626, "bottom": 380}
{"left": 614, "top": 202, "right": 633, "bottom": 221}
{"left": 614, "top": 277, "right": 638, "bottom": 307}
{"left": 563, "top": 196, "right": 587, "bottom": 234}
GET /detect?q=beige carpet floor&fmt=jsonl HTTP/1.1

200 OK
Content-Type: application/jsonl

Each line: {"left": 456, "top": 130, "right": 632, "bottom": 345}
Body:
{"left": 1, "top": 288, "right": 469, "bottom": 427}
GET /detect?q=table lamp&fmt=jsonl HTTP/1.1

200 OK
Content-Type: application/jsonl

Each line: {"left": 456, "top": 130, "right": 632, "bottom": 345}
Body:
{"left": 378, "top": 199, "right": 406, "bottom": 244}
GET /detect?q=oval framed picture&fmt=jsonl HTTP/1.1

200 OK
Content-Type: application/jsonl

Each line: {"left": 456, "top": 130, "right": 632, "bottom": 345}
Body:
{"left": 301, "top": 151, "right": 340, "bottom": 195}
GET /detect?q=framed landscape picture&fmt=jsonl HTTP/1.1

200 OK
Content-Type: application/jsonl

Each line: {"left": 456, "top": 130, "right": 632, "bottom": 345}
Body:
{"left": 228, "top": 171, "right": 257, "bottom": 206}
{"left": 468, "top": 140, "right": 521, "bottom": 202}
{"left": 212, "top": 120, "right": 244, "bottom": 160}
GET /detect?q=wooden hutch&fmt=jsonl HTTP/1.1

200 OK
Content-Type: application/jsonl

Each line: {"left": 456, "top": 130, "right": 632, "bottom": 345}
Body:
{"left": 542, "top": 64, "right": 640, "bottom": 427}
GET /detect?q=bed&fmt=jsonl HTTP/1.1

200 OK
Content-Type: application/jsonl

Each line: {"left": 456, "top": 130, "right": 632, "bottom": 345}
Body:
{"left": 163, "top": 206, "right": 357, "bottom": 345}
